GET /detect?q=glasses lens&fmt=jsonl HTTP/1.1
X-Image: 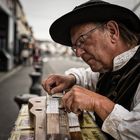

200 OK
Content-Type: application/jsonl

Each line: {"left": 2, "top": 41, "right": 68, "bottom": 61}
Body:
{"left": 76, "top": 36, "right": 85, "bottom": 48}
{"left": 72, "top": 36, "right": 85, "bottom": 53}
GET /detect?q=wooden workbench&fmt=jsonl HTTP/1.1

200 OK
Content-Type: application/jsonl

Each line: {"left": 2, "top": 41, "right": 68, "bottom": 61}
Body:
{"left": 9, "top": 95, "right": 107, "bottom": 140}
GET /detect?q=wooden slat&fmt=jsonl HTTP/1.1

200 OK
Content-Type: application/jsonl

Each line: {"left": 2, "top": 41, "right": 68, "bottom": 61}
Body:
{"left": 59, "top": 109, "right": 71, "bottom": 140}
{"left": 47, "top": 114, "right": 59, "bottom": 134}
{"left": 29, "top": 96, "right": 46, "bottom": 140}
{"left": 68, "top": 112, "right": 83, "bottom": 140}
{"left": 58, "top": 96, "right": 83, "bottom": 140}
{"left": 46, "top": 97, "right": 71, "bottom": 140}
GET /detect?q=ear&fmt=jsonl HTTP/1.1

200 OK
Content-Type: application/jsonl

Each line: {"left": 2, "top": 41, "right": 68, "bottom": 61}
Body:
{"left": 106, "top": 20, "right": 119, "bottom": 44}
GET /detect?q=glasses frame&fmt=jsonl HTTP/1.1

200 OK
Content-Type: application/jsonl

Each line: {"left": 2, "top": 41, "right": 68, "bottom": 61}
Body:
{"left": 72, "top": 23, "right": 104, "bottom": 53}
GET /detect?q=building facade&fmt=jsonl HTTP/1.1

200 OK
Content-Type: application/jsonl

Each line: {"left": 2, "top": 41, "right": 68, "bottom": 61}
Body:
{"left": 0, "top": 0, "right": 33, "bottom": 71}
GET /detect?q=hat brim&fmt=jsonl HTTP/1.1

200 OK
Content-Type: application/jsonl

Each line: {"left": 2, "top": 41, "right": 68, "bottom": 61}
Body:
{"left": 50, "top": 4, "right": 140, "bottom": 46}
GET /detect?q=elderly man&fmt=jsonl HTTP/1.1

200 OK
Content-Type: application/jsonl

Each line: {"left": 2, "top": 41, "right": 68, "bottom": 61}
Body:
{"left": 42, "top": 0, "right": 140, "bottom": 139}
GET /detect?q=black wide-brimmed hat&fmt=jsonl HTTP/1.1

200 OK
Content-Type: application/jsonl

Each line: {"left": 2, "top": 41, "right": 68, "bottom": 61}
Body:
{"left": 50, "top": 0, "right": 140, "bottom": 46}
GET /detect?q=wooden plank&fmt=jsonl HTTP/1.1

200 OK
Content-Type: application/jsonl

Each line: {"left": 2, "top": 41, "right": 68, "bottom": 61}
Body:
{"left": 58, "top": 96, "right": 83, "bottom": 140}
{"left": 46, "top": 97, "right": 71, "bottom": 140}
{"left": 59, "top": 109, "right": 71, "bottom": 140}
{"left": 68, "top": 112, "right": 83, "bottom": 140}
{"left": 47, "top": 114, "right": 59, "bottom": 134}
{"left": 46, "top": 97, "right": 59, "bottom": 135}
{"left": 29, "top": 96, "right": 47, "bottom": 140}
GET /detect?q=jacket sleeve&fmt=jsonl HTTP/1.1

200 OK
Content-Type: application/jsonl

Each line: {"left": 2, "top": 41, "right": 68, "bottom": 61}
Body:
{"left": 65, "top": 67, "right": 99, "bottom": 91}
{"left": 102, "top": 83, "right": 140, "bottom": 140}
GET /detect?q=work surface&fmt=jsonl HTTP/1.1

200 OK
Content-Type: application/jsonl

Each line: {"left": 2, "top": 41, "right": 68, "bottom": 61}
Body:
{"left": 9, "top": 95, "right": 107, "bottom": 140}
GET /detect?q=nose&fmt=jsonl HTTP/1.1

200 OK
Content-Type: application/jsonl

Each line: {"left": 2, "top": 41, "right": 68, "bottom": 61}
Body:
{"left": 75, "top": 47, "right": 85, "bottom": 57}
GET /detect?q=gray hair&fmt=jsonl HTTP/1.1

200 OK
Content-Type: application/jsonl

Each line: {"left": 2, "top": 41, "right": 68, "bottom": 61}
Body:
{"left": 118, "top": 22, "right": 140, "bottom": 47}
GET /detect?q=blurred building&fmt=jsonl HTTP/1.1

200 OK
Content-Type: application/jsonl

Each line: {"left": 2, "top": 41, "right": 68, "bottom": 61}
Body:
{"left": 15, "top": 0, "right": 34, "bottom": 65}
{"left": 35, "top": 39, "right": 74, "bottom": 57}
{"left": 0, "top": 0, "right": 34, "bottom": 71}
{"left": 132, "top": 1, "right": 140, "bottom": 18}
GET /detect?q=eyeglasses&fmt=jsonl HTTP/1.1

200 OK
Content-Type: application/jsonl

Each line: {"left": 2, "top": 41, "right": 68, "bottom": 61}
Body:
{"left": 72, "top": 24, "right": 104, "bottom": 53}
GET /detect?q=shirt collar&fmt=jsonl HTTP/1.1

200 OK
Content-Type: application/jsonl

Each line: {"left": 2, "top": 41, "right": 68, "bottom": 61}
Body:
{"left": 113, "top": 45, "right": 139, "bottom": 71}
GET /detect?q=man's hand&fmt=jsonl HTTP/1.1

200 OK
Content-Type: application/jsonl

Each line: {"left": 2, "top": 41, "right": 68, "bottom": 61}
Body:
{"left": 42, "top": 74, "right": 76, "bottom": 95}
{"left": 62, "top": 85, "right": 115, "bottom": 120}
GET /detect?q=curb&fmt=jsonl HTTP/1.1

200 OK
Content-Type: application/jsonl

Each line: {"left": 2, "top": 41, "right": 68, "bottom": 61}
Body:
{"left": 0, "top": 65, "right": 23, "bottom": 83}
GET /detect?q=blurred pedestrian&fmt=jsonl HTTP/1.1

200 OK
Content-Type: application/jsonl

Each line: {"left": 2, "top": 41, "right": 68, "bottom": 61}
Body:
{"left": 33, "top": 47, "right": 41, "bottom": 65}
{"left": 21, "top": 48, "right": 30, "bottom": 66}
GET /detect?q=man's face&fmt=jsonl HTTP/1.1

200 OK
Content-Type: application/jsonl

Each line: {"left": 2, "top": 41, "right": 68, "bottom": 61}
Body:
{"left": 70, "top": 22, "right": 118, "bottom": 73}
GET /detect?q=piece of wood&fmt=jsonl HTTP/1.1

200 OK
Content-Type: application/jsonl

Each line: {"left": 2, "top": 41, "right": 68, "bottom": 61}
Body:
{"left": 68, "top": 112, "right": 83, "bottom": 140}
{"left": 29, "top": 96, "right": 47, "bottom": 140}
{"left": 46, "top": 97, "right": 71, "bottom": 140}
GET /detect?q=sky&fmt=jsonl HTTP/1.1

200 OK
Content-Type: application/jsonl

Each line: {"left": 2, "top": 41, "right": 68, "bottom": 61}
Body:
{"left": 20, "top": 0, "right": 140, "bottom": 41}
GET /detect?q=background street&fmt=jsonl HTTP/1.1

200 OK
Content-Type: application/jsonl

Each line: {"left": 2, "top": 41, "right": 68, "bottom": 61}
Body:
{"left": 0, "top": 55, "right": 88, "bottom": 140}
